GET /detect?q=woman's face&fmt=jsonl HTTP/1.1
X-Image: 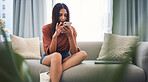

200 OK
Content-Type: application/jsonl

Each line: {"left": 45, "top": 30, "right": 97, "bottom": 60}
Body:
{"left": 59, "top": 8, "right": 67, "bottom": 22}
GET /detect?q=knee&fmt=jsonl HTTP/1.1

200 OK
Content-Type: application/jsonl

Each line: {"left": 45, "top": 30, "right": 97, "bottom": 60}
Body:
{"left": 51, "top": 52, "right": 62, "bottom": 62}
{"left": 80, "top": 51, "right": 87, "bottom": 58}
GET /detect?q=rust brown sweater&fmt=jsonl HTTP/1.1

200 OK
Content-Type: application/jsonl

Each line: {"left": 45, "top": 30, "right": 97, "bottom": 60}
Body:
{"left": 42, "top": 23, "right": 78, "bottom": 55}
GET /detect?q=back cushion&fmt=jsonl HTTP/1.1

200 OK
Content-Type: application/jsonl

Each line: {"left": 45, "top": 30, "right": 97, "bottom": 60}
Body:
{"left": 40, "top": 41, "right": 45, "bottom": 57}
{"left": 78, "top": 42, "right": 103, "bottom": 60}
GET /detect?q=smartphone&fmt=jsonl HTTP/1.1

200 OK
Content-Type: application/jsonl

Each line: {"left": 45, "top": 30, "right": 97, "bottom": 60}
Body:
{"left": 63, "top": 22, "right": 72, "bottom": 27}
{"left": 62, "top": 22, "right": 72, "bottom": 32}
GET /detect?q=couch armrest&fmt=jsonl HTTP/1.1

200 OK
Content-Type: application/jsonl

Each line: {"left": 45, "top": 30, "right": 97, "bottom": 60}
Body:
{"left": 135, "top": 42, "right": 148, "bottom": 82}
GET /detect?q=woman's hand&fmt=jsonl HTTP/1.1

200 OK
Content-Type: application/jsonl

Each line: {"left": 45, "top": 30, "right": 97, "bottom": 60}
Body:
{"left": 62, "top": 25, "right": 73, "bottom": 37}
{"left": 53, "top": 22, "right": 64, "bottom": 37}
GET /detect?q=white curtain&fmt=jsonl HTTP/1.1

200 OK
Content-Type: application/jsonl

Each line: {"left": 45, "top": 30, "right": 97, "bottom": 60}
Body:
{"left": 13, "top": 0, "right": 47, "bottom": 40}
{"left": 49, "top": 0, "right": 113, "bottom": 41}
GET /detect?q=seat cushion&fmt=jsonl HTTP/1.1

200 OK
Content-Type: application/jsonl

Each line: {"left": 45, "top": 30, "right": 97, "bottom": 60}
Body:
{"left": 25, "top": 59, "right": 50, "bottom": 82}
{"left": 61, "top": 60, "right": 145, "bottom": 82}
{"left": 25, "top": 60, "right": 145, "bottom": 82}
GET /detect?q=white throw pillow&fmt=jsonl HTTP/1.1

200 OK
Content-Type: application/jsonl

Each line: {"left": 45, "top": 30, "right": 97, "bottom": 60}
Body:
{"left": 10, "top": 34, "right": 41, "bottom": 59}
{"left": 97, "top": 33, "right": 139, "bottom": 63}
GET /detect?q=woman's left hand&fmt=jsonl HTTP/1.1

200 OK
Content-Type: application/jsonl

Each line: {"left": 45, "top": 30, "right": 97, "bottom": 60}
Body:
{"left": 62, "top": 26, "right": 73, "bottom": 37}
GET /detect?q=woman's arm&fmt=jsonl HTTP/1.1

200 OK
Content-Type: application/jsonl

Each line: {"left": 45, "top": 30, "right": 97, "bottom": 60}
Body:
{"left": 68, "top": 34, "right": 78, "bottom": 54}
{"left": 49, "top": 23, "right": 63, "bottom": 53}
{"left": 62, "top": 26, "right": 78, "bottom": 54}
{"left": 49, "top": 35, "right": 57, "bottom": 53}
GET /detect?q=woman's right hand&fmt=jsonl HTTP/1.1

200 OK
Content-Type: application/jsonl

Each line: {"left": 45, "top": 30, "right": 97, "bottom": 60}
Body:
{"left": 53, "top": 22, "right": 63, "bottom": 37}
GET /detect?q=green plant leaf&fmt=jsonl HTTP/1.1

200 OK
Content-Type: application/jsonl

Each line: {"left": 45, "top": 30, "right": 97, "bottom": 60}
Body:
{"left": 0, "top": 28, "right": 32, "bottom": 82}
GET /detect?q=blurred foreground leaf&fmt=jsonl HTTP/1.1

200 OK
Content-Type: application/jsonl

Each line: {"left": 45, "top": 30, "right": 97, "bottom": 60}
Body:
{"left": 0, "top": 28, "right": 32, "bottom": 82}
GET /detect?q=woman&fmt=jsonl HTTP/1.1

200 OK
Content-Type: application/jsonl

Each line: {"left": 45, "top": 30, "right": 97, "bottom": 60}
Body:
{"left": 40, "top": 3, "right": 87, "bottom": 82}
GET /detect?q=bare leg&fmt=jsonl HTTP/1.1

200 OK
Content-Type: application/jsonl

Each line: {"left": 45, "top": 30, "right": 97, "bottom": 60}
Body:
{"left": 42, "top": 52, "right": 62, "bottom": 82}
{"left": 62, "top": 51, "right": 87, "bottom": 71}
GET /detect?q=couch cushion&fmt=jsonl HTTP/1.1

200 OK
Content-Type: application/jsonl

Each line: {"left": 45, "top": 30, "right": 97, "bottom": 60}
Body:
{"left": 97, "top": 33, "right": 139, "bottom": 63}
{"left": 78, "top": 42, "right": 102, "bottom": 60}
{"left": 25, "top": 59, "right": 50, "bottom": 82}
{"left": 10, "top": 34, "right": 41, "bottom": 59}
{"left": 61, "top": 60, "right": 145, "bottom": 82}
{"left": 40, "top": 41, "right": 44, "bottom": 57}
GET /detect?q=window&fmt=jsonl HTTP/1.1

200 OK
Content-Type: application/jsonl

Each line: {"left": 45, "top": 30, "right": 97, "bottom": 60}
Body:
{"left": 0, "top": 0, "right": 13, "bottom": 41}
{"left": 2, "top": 13, "right": 5, "bottom": 18}
{"left": 3, "top": 22, "right": 5, "bottom": 25}
{"left": 47, "top": 0, "right": 113, "bottom": 42}
{"left": 2, "top": 5, "right": 5, "bottom": 10}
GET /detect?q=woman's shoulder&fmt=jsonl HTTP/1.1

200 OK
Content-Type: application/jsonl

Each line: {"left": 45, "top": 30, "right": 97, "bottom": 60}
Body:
{"left": 71, "top": 26, "right": 76, "bottom": 30}
{"left": 43, "top": 23, "right": 52, "bottom": 29}
{"left": 71, "top": 26, "right": 76, "bottom": 32}
{"left": 42, "top": 23, "right": 52, "bottom": 31}
{"left": 71, "top": 26, "right": 77, "bottom": 36}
